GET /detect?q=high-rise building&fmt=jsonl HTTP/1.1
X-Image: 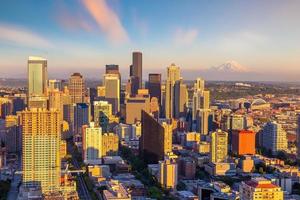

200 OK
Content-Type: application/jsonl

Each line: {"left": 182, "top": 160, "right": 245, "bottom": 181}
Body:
{"left": 195, "top": 109, "right": 212, "bottom": 135}
{"left": 174, "top": 78, "right": 187, "bottom": 118}
{"left": 74, "top": 103, "right": 89, "bottom": 136}
{"left": 229, "top": 114, "right": 245, "bottom": 131}
{"left": 106, "top": 64, "right": 119, "bottom": 75}
{"left": 232, "top": 130, "right": 256, "bottom": 155}
{"left": 140, "top": 110, "right": 172, "bottom": 163}
{"left": 262, "top": 121, "right": 287, "bottom": 154}
{"left": 48, "top": 79, "right": 62, "bottom": 91}
{"left": 19, "top": 108, "right": 61, "bottom": 193}
{"left": 83, "top": 122, "right": 102, "bottom": 164}
{"left": 125, "top": 89, "right": 150, "bottom": 124}
{"left": 132, "top": 52, "right": 142, "bottom": 88}
{"left": 158, "top": 157, "right": 178, "bottom": 189}
{"left": 5, "top": 115, "right": 20, "bottom": 153}
{"left": 239, "top": 177, "right": 283, "bottom": 200}
{"left": 68, "top": 73, "right": 85, "bottom": 104}
{"left": 165, "top": 64, "right": 181, "bottom": 119}
{"left": 103, "top": 74, "right": 120, "bottom": 114}
{"left": 210, "top": 129, "right": 228, "bottom": 163}
{"left": 93, "top": 101, "right": 112, "bottom": 128}
{"left": 102, "top": 132, "right": 119, "bottom": 156}
{"left": 192, "top": 89, "right": 210, "bottom": 120}
{"left": 28, "top": 56, "right": 47, "bottom": 97}
{"left": 194, "top": 78, "right": 205, "bottom": 92}
{"left": 147, "top": 73, "right": 162, "bottom": 105}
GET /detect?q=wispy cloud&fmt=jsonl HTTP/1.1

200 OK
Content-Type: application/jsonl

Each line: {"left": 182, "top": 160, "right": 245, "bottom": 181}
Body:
{"left": 81, "top": 0, "right": 129, "bottom": 44}
{"left": 0, "top": 23, "right": 52, "bottom": 48}
{"left": 174, "top": 28, "right": 198, "bottom": 45}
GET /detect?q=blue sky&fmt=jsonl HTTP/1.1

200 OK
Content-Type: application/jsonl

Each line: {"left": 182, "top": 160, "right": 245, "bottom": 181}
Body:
{"left": 0, "top": 0, "right": 299, "bottom": 80}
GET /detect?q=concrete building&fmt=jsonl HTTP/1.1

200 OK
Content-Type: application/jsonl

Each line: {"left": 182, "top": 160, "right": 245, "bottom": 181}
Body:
{"left": 104, "top": 74, "right": 120, "bottom": 114}
{"left": 232, "top": 130, "right": 256, "bottom": 155}
{"left": 83, "top": 122, "right": 102, "bottom": 164}
{"left": 140, "top": 110, "right": 172, "bottom": 163}
{"left": 68, "top": 72, "right": 85, "bottom": 104}
{"left": 102, "top": 132, "right": 119, "bottom": 156}
{"left": 19, "top": 108, "right": 61, "bottom": 193}
{"left": 125, "top": 89, "right": 150, "bottom": 124}
{"left": 158, "top": 157, "right": 178, "bottom": 189}
{"left": 103, "top": 180, "right": 131, "bottom": 200}
{"left": 210, "top": 129, "right": 228, "bottom": 163}
{"left": 239, "top": 177, "right": 284, "bottom": 200}
{"left": 93, "top": 101, "right": 112, "bottom": 128}
{"left": 74, "top": 103, "right": 89, "bottom": 136}
{"left": 262, "top": 121, "right": 287, "bottom": 154}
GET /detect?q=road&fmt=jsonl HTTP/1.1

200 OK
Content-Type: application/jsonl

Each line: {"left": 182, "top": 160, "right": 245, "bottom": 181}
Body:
{"left": 67, "top": 141, "right": 92, "bottom": 200}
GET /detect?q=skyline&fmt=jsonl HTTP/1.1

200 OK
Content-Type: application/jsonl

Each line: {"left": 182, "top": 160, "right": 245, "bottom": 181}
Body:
{"left": 0, "top": 0, "right": 300, "bottom": 81}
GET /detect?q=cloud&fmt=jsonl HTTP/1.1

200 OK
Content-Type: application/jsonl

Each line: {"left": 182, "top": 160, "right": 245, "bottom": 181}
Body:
{"left": 55, "top": 3, "right": 95, "bottom": 33}
{"left": 0, "top": 23, "right": 52, "bottom": 48}
{"left": 174, "top": 28, "right": 198, "bottom": 45}
{"left": 81, "top": 0, "right": 129, "bottom": 44}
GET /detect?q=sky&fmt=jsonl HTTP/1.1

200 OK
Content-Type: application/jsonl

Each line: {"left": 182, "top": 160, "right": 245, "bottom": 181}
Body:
{"left": 0, "top": 0, "right": 299, "bottom": 81}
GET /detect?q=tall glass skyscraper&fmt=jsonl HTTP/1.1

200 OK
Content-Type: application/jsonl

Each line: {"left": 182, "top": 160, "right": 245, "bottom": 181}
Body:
{"left": 28, "top": 56, "right": 47, "bottom": 97}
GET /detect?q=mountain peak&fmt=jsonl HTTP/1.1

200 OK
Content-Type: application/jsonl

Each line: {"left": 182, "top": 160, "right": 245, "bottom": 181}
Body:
{"left": 210, "top": 61, "right": 249, "bottom": 73}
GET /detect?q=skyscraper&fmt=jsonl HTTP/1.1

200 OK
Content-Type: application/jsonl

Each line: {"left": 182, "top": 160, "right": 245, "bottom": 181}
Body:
{"left": 28, "top": 56, "right": 48, "bottom": 97}
{"left": 74, "top": 103, "right": 89, "bottom": 136}
{"left": 68, "top": 73, "right": 85, "bottom": 104}
{"left": 48, "top": 79, "right": 62, "bottom": 91}
{"left": 262, "top": 121, "right": 287, "bottom": 154}
{"left": 147, "top": 73, "right": 162, "bottom": 104}
{"left": 19, "top": 108, "right": 61, "bottom": 193}
{"left": 125, "top": 89, "right": 150, "bottom": 124}
{"left": 132, "top": 51, "right": 142, "bottom": 88}
{"left": 210, "top": 129, "right": 228, "bottom": 163}
{"left": 174, "top": 78, "right": 188, "bottom": 118}
{"left": 103, "top": 74, "right": 120, "bottom": 114}
{"left": 83, "top": 122, "right": 102, "bottom": 164}
{"left": 93, "top": 101, "right": 112, "bottom": 129}
{"left": 140, "top": 110, "right": 172, "bottom": 163}
{"left": 165, "top": 64, "right": 180, "bottom": 119}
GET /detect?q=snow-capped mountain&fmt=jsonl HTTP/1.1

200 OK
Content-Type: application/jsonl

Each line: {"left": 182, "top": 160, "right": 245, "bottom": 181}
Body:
{"left": 209, "top": 61, "right": 249, "bottom": 73}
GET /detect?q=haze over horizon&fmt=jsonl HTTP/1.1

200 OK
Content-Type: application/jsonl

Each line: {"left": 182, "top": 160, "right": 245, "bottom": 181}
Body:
{"left": 0, "top": 0, "right": 299, "bottom": 81}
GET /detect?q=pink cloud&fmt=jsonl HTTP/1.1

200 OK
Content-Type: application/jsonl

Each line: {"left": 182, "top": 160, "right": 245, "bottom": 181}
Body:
{"left": 0, "top": 23, "right": 52, "bottom": 48}
{"left": 81, "top": 0, "right": 129, "bottom": 44}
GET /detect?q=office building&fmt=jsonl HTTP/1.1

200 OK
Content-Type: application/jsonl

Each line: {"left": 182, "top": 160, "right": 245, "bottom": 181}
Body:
{"left": 83, "top": 122, "right": 102, "bottom": 164}
{"left": 147, "top": 73, "right": 162, "bottom": 104}
{"left": 5, "top": 115, "right": 20, "bottom": 153}
{"left": 262, "top": 121, "right": 287, "bottom": 154}
{"left": 174, "top": 78, "right": 188, "bottom": 118}
{"left": 74, "top": 103, "right": 89, "bottom": 136}
{"left": 232, "top": 130, "right": 256, "bottom": 155}
{"left": 165, "top": 63, "right": 181, "bottom": 119}
{"left": 210, "top": 129, "right": 228, "bottom": 163}
{"left": 93, "top": 101, "right": 112, "bottom": 128}
{"left": 140, "top": 110, "right": 172, "bottom": 163}
{"left": 195, "top": 109, "right": 212, "bottom": 135}
{"left": 158, "top": 157, "right": 178, "bottom": 189}
{"left": 103, "top": 74, "right": 120, "bottom": 114}
{"left": 102, "top": 132, "right": 119, "bottom": 156}
{"left": 68, "top": 73, "right": 85, "bottom": 104}
{"left": 28, "top": 56, "right": 47, "bottom": 97}
{"left": 240, "top": 177, "right": 283, "bottom": 200}
{"left": 19, "top": 108, "right": 61, "bottom": 193}
{"left": 103, "top": 180, "right": 131, "bottom": 200}
{"left": 192, "top": 89, "right": 210, "bottom": 120}
{"left": 132, "top": 51, "right": 142, "bottom": 88}
{"left": 125, "top": 89, "right": 150, "bottom": 124}
{"left": 48, "top": 79, "right": 62, "bottom": 91}
{"left": 229, "top": 114, "right": 245, "bottom": 131}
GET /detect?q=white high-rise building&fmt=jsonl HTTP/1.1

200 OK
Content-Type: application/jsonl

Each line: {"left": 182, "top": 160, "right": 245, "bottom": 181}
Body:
{"left": 83, "top": 122, "right": 102, "bottom": 164}
{"left": 262, "top": 121, "right": 287, "bottom": 154}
